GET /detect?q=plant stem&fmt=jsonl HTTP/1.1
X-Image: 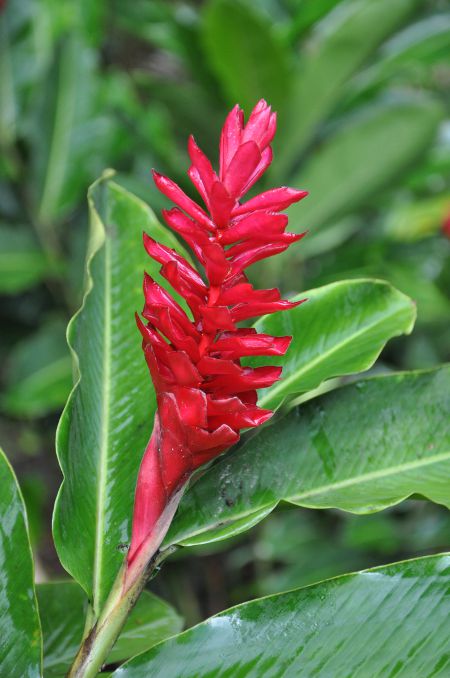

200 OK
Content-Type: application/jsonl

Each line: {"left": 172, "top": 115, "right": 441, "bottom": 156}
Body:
{"left": 67, "top": 552, "right": 163, "bottom": 678}
{"left": 66, "top": 561, "right": 144, "bottom": 678}
{"left": 66, "top": 486, "right": 184, "bottom": 678}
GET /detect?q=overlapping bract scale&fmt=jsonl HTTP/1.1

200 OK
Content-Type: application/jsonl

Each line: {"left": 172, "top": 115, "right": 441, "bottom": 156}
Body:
{"left": 129, "top": 100, "right": 307, "bottom": 562}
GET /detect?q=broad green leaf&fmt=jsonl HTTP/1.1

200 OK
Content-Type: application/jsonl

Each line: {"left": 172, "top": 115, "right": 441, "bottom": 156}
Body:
{"left": 166, "top": 366, "right": 449, "bottom": 546}
{"left": 382, "top": 13, "right": 450, "bottom": 63}
{"left": 29, "top": 37, "right": 118, "bottom": 226}
{"left": 0, "top": 225, "right": 51, "bottom": 293}
{"left": 114, "top": 554, "right": 450, "bottom": 678}
{"left": 0, "top": 447, "right": 41, "bottom": 677}
{"left": 297, "top": 215, "right": 361, "bottom": 258}
{"left": 288, "top": 97, "right": 443, "bottom": 238}
{"left": 277, "top": 0, "right": 422, "bottom": 172}
{"left": 53, "top": 174, "right": 191, "bottom": 614}
{"left": 253, "top": 278, "right": 416, "bottom": 410}
{"left": 285, "top": 0, "right": 342, "bottom": 42}
{"left": 2, "top": 318, "right": 72, "bottom": 417}
{"left": 351, "top": 14, "right": 450, "bottom": 96}
{"left": 37, "top": 581, "right": 182, "bottom": 677}
{"left": 202, "top": 0, "right": 291, "bottom": 114}
{"left": 30, "top": 37, "right": 93, "bottom": 225}
{"left": 0, "top": 1, "right": 52, "bottom": 146}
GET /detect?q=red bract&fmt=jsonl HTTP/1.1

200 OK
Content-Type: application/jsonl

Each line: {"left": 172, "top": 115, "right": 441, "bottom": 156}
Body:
{"left": 128, "top": 100, "right": 307, "bottom": 565}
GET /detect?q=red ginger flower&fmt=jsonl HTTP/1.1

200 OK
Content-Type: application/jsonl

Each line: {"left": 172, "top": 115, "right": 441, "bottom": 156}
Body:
{"left": 128, "top": 100, "right": 307, "bottom": 565}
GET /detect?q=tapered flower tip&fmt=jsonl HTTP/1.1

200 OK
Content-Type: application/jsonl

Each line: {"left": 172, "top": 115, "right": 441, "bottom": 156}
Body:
{"left": 254, "top": 98, "right": 269, "bottom": 111}
{"left": 219, "top": 99, "right": 277, "bottom": 184}
{"left": 233, "top": 187, "right": 308, "bottom": 217}
{"left": 242, "top": 99, "right": 276, "bottom": 151}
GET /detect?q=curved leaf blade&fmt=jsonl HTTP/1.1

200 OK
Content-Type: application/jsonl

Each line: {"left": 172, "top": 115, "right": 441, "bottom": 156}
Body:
{"left": 53, "top": 175, "right": 190, "bottom": 614}
{"left": 38, "top": 581, "right": 182, "bottom": 677}
{"left": 351, "top": 15, "right": 450, "bottom": 98}
{"left": 167, "top": 366, "right": 450, "bottom": 546}
{"left": 288, "top": 96, "right": 443, "bottom": 240}
{"left": 278, "top": 0, "right": 422, "bottom": 171}
{"left": 2, "top": 318, "right": 72, "bottom": 418}
{"left": 31, "top": 37, "right": 114, "bottom": 226}
{"left": 114, "top": 554, "right": 450, "bottom": 678}
{"left": 202, "top": 0, "right": 291, "bottom": 114}
{"left": 0, "top": 447, "right": 41, "bottom": 677}
{"left": 252, "top": 278, "right": 416, "bottom": 410}
{"left": 0, "top": 225, "right": 50, "bottom": 294}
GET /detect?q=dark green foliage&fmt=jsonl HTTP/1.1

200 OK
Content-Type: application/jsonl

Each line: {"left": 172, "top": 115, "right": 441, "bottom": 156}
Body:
{"left": 0, "top": 0, "right": 449, "bottom": 674}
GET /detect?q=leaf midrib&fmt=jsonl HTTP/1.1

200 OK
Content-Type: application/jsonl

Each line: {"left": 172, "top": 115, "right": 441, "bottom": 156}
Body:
{"left": 259, "top": 294, "right": 411, "bottom": 406}
{"left": 290, "top": 450, "right": 450, "bottom": 503}
{"left": 92, "top": 233, "right": 112, "bottom": 612}
{"left": 38, "top": 40, "right": 76, "bottom": 225}
{"left": 173, "top": 449, "right": 450, "bottom": 543}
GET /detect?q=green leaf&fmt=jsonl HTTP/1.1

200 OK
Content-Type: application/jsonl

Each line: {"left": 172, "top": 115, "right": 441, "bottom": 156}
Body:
{"left": 382, "top": 13, "right": 450, "bottom": 63}
{"left": 0, "top": 1, "right": 52, "bottom": 147}
{"left": 253, "top": 278, "right": 416, "bottom": 410}
{"left": 0, "top": 11, "right": 17, "bottom": 145}
{"left": 285, "top": 0, "right": 342, "bottom": 42}
{"left": 166, "top": 366, "right": 449, "bottom": 546}
{"left": 30, "top": 37, "right": 118, "bottom": 226}
{"left": 202, "top": 0, "right": 291, "bottom": 114}
{"left": 30, "top": 36, "right": 89, "bottom": 225}
{"left": 0, "top": 447, "right": 41, "bottom": 677}
{"left": 38, "top": 581, "right": 182, "bottom": 677}
{"left": 0, "top": 225, "right": 50, "bottom": 294}
{"left": 288, "top": 96, "right": 443, "bottom": 240}
{"left": 113, "top": 554, "right": 450, "bottom": 678}
{"left": 351, "top": 14, "right": 450, "bottom": 96}
{"left": 53, "top": 174, "right": 191, "bottom": 615}
{"left": 37, "top": 37, "right": 93, "bottom": 225}
{"left": 277, "top": 0, "right": 422, "bottom": 172}
{"left": 2, "top": 318, "right": 72, "bottom": 418}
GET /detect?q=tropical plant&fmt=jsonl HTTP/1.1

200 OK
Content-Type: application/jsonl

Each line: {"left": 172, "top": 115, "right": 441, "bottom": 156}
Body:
{"left": 2, "top": 96, "right": 450, "bottom": 677}
{"left": 1, "top": 0, "right": 449, "bottom": 676}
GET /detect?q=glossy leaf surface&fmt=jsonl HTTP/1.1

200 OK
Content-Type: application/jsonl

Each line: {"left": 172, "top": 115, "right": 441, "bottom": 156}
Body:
{"left": 53, "top": 174, "right": 190, "bottom": 614}
{"left": 114, "top": 554, "right": 450, "bottom": 678}
{"left": 253, "top": 279, "right": 416, "bottom": 410}
{"left": 0, "top": 447, "right": 41, "bottom": 677}
{"left": 38, "top": 581, "right": 182, "bottom": 677}
{"left": 167, "top": 366, "right": 449, "bottom": 546}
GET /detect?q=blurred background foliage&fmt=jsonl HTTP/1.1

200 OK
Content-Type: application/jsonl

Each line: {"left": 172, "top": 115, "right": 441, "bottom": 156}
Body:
{"left": 0, "top": 0, "right": 449, "bottom": 623}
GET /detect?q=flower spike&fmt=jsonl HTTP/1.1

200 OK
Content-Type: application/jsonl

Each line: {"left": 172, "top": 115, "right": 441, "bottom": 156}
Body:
{"left": 128, "top": 99, "right": 307, "bottom": 568}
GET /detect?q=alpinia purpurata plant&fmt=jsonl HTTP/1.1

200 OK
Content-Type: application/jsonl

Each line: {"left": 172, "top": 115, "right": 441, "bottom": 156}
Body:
{"left": 1, "top": 97, "right": 449, "bottom": 678}
{"left": 67, "top": 100, "right": 307, "bottom": 676}
{"left": 128, "top": 100, "right": 307, "bottom": 571}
